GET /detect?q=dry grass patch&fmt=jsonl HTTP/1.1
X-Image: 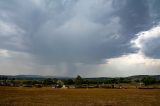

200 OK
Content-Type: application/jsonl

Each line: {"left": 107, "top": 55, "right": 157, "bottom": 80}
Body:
{"left": 0, "top": 87, "right": 159, "bottom": 106}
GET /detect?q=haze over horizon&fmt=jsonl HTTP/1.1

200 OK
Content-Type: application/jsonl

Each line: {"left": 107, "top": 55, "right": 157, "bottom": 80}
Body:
{"left": 0, "top": 0, "right": 160, "bottom": 77}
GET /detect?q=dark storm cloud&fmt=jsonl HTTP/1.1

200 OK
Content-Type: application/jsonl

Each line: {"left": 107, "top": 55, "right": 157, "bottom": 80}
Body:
{"left": 148, "top": 0, "right": 160, "bottom": 23}
{"left": 28, "top": 0, "right": 132, "bottom": 64}
{"left": 0, "top": 0, "right": 160, "bottom": 66}
{"left": 117, "top": 0, "right": 151, "bottom": 37}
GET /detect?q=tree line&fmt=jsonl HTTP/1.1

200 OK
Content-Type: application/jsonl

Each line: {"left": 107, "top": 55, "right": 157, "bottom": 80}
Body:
{"left": 0, "top": 75, "right": 160, "bottom": 87}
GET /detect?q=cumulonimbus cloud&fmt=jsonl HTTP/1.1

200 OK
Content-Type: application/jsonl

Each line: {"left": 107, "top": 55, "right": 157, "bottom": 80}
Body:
{"left": 0, "top": 0, "right": 132, "bottom": 64}
{"left": 0, "top": 0, "right": 160, "bottom": 76}
{"left": 0, "top": 0, "right": 159, "bottom": 64}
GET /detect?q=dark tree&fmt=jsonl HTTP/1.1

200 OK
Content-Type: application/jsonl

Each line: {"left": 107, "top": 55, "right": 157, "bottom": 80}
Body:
{"left": 141, "top": 77, "right": 156, "bottom": 85}
{"left": 53, "top": 78, "right": 58, "bottom": 85}
{"left": 43, "top": 78, "right": 53, "bottom": 85}
{"left": 75, "top": 75, "right": 83, "bottom": 86}
{"left": 64, "top": 79, "right": 74, "bottom": 85}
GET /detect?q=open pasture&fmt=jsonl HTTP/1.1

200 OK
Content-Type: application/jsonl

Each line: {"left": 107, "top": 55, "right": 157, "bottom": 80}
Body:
{"left": 0, "top": 87, "right": 160, "bottom": 106}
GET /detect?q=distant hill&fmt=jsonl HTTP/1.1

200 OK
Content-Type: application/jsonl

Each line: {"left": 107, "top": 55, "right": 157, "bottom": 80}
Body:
{"left": 0, "top": 75, "right": 160, "bottom": 81}
{"left": 0, "top": 75, "right": 71, "bottom": 80}
{"left": 128, "top": 75, "right": 160, "bottom": 81}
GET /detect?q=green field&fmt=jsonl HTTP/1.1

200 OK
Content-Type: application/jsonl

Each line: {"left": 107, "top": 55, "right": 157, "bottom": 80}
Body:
{"left": 0, "top": 87, "right": 160, "bottom": 106}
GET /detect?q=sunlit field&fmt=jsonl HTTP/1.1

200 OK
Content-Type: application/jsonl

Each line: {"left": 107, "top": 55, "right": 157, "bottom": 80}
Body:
{"left": 0, "top": 87, "right": 160, "bottom": 106}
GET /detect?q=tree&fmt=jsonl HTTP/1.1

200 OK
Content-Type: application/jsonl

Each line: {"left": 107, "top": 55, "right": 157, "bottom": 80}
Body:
{"left": 110, "top": 78, "right": 119, "bottom": 84}
{"left": 119, "top": 78, "right": 131, "bottom": 83}
{"left": 64, "top": 79, "right": 74, "bottom": 85}
{"left": 57, "top": 80, "right": 64, "bottom": 87}
{"left": 53, "top": 78, "right": 58, "bottom": 85}
{"left": 43, "top": 78, "right": 53, "bottom": 85}
{"left": 141, "top": 77, "right": 156, "bottom": 85}
{"left": 75, "top": 75, "right": 83, "bottom": 86}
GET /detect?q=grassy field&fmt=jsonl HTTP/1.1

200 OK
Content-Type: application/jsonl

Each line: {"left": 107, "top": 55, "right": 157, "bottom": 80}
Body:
{"left": 0, "top": 87, "right": 160, "bottom": 106}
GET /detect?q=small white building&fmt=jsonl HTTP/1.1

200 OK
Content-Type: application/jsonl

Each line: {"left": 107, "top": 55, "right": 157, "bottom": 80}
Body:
{"left": 61, "top": 85, "right": 68, "bottom": 89}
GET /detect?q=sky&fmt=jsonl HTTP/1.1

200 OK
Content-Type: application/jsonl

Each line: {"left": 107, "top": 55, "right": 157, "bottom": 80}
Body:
{"left": 0, "top": 0, "right": 160, "bottom": 77}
